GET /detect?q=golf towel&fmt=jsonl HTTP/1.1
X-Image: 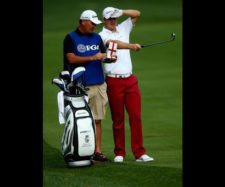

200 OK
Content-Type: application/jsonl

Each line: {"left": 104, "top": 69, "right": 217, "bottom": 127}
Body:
{"left": 57, "top": 91, "right": 65, "bottom": 124}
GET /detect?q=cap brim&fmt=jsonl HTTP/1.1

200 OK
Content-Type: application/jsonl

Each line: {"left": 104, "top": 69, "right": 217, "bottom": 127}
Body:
{"left": 104, "top": 16, "right": 117, "bottom": 19}
{"left": 90, "top": 18, "right": 102, "bottom": 25}
{"left": 104, "top": 14, "right": 111, "bottom": 19}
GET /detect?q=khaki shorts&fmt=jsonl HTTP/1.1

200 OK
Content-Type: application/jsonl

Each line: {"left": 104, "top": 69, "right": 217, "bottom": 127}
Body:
{"left": 86, "top": 82, "right": 108, "bottom": 120}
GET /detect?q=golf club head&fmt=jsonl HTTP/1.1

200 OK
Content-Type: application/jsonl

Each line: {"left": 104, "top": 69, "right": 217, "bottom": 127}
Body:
{"left": 71, "top": 67, "right": 86, "bottom": 84}
{"left": 171, "top": 33, "right": 176, "bottom": 40}
{"left": 59, "top": 71, "right": 71, "bottom": 84}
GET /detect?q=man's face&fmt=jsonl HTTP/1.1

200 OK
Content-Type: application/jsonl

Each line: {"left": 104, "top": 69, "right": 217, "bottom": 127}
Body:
{"left": 81, "top": 20, "right": 97, "bottom": 33}
{"left": 104, "top": 18, "right": 117, "bottom": 31}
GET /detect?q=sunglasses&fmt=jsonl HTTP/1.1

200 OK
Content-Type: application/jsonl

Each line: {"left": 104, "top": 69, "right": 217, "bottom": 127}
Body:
{"left": 107, "top": 18, "right": 117, "bottom": 20}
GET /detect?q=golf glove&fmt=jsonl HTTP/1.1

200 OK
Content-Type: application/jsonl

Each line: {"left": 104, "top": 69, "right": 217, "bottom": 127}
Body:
{"left": 111, "top": 8, "right": 123, "bottom": 18}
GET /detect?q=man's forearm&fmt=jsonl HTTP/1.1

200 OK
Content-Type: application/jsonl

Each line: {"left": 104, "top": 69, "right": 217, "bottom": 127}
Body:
{"left": 106, "top": 40, "right": 137, "bottom": 50}
{"left": 66, "top": 52, "right": 105, "bottom": 64}
{"left": 122, "top": 9, "right": 140, "bottom": 18}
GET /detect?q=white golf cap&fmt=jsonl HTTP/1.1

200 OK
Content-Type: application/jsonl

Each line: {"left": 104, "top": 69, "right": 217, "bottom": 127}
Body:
{"left": 102, "top": 7, "right": 123, "bottom": 19}
{"left": 102, "top": 7, "right": 115, "bottom": 19}
{"left": 80, "top": 10, "right": 102, "bottom": 25}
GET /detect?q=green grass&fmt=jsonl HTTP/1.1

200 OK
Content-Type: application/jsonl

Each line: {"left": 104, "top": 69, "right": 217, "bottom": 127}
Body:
{"left": 44, "top": 0, "right": 182, "bottom": 186}
{"left": 44, "top": 141, "right": 182, "bottom": 187}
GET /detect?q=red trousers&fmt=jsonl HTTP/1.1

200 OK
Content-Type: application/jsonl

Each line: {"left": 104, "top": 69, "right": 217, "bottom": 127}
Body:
{"left": 106, "top": 75, "right": 146, "bottom": 159}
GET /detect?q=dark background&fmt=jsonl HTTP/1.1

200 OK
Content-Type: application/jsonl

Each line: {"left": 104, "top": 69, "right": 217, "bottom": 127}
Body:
{"left": 2, "top": 0, "right": 42, "bottom": 186}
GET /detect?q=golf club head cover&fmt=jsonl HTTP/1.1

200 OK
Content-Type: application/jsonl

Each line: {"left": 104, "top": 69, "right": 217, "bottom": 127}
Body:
{"left": 71, "top": 67, "right": 86, "bottom": 85}
{"left": 59, "top": 70, "right": 70, "bottom": 84}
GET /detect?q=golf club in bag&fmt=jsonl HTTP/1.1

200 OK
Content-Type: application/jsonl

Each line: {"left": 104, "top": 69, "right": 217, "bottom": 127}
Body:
{"left": 52, "top": 67, "right": 96, "bottom": 167}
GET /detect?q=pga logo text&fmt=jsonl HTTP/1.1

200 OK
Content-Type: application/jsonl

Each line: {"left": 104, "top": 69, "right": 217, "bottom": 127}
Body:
{"left": 77, "top": 44, "right": 99, "bottom": 53}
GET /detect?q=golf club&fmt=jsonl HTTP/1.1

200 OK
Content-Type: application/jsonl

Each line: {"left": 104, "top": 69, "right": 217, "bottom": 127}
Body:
{"left": 70, "top": 67, "right": 87, "bottom": 95}
{"left": 71, "top": 67, "right": 85, "bottom": 83}
{"left": 141, "top": 33, "right": 176, "bottom": 48}
{"left": 59, "top": 70, "right": 71, "bottom": 84}
{"left": 52, "top": 78, "right": 67, "bottom": 92}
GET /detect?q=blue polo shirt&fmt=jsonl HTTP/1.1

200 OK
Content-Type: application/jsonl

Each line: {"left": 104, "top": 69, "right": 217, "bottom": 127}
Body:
{"left": 63, "top": 29, "right": 106, "bottom": 86}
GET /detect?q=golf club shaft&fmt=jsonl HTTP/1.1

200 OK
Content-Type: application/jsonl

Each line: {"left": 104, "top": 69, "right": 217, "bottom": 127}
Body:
{"left": 141, "top": 39, "right": 173, "bottom": 48}
{"left": 141, "top": 33, "right": 175, "bottom": 48}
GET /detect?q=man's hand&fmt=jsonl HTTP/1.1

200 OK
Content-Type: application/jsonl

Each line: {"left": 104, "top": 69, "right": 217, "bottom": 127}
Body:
{"left": 92, "top": 52, "right": 106, "bottom": 60}
{"left": 91, "top": 53, "right": 117, "bottom": 63}
{"left": 111, "top": 8, "right": 123, "bottom": 18}
{"left": 102, "top": 56, "right": 117, "bottom": 63}
{"left": 129, "top": 43, "right": 142, "bottom": 51}
{"left": 104, "top": 7, "right": 123, "bottom": 19}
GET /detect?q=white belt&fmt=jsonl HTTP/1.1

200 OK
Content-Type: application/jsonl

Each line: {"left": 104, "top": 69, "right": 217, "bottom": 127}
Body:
{"left": 107, "top": 73, "right": 132, "bottom": 78}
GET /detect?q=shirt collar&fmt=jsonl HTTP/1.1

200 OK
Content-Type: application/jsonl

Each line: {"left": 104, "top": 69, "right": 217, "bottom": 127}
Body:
{"left": 103, "top": 26, "right": 118, "bottom": 34}
{"left": 75, "top": 28, "right": 93, "bottom": 36}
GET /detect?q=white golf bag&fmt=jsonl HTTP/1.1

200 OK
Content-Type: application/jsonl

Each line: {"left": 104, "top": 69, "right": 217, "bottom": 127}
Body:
{"left": 53, "top": 67, "right": 96, "bottom": 167}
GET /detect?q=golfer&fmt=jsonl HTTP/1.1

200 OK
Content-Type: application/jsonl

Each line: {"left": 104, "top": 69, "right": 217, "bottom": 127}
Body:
{"left": 99, "top": 7, "right": 154, "bottom": 162}
{"left": 63, "top": 10, "right": 111, "bottom": 162}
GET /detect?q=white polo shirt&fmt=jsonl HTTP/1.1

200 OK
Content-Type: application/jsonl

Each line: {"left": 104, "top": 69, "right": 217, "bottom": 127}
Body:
{"left": 99, "top": 18, "right": 133, "bottom": 75}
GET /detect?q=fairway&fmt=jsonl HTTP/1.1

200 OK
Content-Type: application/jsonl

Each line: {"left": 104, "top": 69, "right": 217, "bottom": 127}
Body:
{"left": 43, "top": 0, "right": 182, "bottom": 186}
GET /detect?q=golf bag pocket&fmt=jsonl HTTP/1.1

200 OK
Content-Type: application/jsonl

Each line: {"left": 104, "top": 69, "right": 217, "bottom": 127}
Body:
{"left": 61, "top": 95, "right": 96, "bottom": 167}
{"left": 77, "top": 117, "right": 95, "bottom": 156}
